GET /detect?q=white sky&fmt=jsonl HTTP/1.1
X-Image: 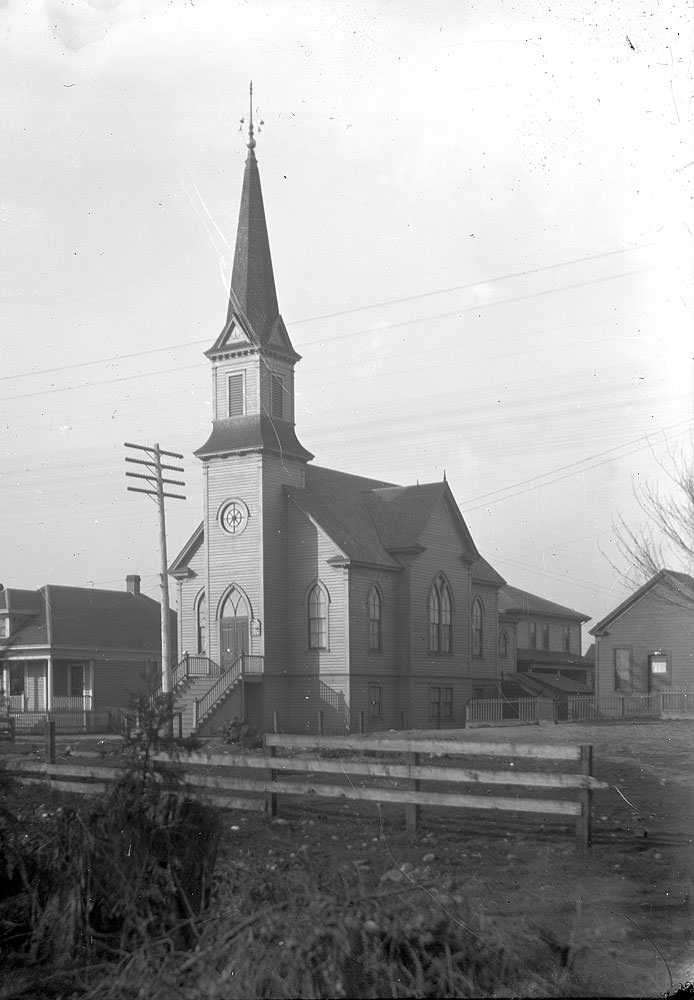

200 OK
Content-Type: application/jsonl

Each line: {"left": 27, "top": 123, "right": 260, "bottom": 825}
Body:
{"left": 1, "top": 0, "right": 692, "bottom": 636}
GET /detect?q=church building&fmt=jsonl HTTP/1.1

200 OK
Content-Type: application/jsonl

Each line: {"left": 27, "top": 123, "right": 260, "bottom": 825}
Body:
{"left": 169, "top": 115, "right": 514, "bottom": 736}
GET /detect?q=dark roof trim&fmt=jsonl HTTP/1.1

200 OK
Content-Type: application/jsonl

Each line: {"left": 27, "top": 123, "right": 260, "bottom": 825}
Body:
{"left": 169, "top": 523, "right": 204, "bottom": 577}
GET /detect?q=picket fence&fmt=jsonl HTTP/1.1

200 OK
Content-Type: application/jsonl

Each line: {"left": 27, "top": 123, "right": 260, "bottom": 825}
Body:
{"left": 466, "top": 689, "right": 693, "bottom": 725}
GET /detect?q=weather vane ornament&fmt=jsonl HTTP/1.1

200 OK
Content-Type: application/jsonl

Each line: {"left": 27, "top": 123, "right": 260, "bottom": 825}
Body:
{"left": 238, "top": 81, "right": 264, "bottom": 149}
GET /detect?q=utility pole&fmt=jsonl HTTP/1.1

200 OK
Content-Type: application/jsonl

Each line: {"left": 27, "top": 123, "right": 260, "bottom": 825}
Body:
{"left": 125, "top": 442, "right": 186, "bottom": 694}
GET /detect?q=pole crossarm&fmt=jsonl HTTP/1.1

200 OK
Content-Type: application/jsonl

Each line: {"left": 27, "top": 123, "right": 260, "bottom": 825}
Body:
{"left": 124, "top": 440, "right": 186, "bottom": 696}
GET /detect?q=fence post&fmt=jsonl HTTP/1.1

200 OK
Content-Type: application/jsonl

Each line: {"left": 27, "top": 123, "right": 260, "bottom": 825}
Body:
{"left": 44, "top": 719, "right": 56, "bottom": 764}
{"left": 576, "top": 744, "right": 593, "bottom": 851}
{"left": 359, "top": 710, "right": 365, "bottom": 735}
{"left": 318, "top": 710, "right": 324, "bottom": 736}
{"left": 405, "top": 751, "right": 421, "bottom": 835}
{"left": 265, "top": 739, "right": 278, "bottom": 817}
{"left": 273, "top": 710, "right": 279, "bottom": 734}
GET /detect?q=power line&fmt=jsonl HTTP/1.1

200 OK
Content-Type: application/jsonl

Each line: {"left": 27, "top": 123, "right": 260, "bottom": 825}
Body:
{"left": 1, "top": 240, "right": 666, "bottom": 385}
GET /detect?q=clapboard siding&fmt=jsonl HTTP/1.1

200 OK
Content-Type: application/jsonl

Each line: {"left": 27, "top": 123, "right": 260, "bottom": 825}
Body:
{"left": 176, "top": 544, "right": 206, "bottom": 657}
{"left": 407, "top": 496, "right": 472, "bottom": 684}
{"left": 596, "top": 583, "right": 694, "bottom": 698}
{"left": 286, "top": 501, "right": 350, "bottom": 732}
{"left": 259, "top": 359, "right": 295, "bottom": 423}
{"left": 470, "top": 581, "right": 501, "bottom": 683}
{"left": 262, "top": 454, "right": 306, "bottom": 681}
{"left": 205, "top": 454, "right": 264, "bottom": 663}
{"left": 213, "top": 360, "right": 259, "bottom": 419}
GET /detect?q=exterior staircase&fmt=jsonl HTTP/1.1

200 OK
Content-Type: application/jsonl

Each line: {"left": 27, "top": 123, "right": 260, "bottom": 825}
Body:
{"left": 166, "top": 652, "right": 264, "bottom": 738}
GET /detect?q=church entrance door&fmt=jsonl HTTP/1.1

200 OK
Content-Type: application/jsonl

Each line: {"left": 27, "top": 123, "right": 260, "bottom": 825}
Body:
{"left": 220, "top": 617, "right": 248, "bottom": 672}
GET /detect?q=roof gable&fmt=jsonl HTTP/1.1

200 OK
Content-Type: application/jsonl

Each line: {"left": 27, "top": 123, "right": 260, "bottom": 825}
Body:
{"left": 590, "top": 569, "right": 694, "bottom": 635}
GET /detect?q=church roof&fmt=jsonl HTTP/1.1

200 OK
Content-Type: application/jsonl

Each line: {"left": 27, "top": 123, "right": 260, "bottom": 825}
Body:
{"left": 205, "top": 105, "right": 296, "bottom": 360}
{"left": 471, "top": 556, "right": 506, "bottom": 587}
{"left": 287, "top": 466, "right": 401, "bottom": 569}
{"left": 194, "top": 415, "right": 314, "bottom": 462}
{"left": 498, "top": 584, "right": 589, "bottom": 622}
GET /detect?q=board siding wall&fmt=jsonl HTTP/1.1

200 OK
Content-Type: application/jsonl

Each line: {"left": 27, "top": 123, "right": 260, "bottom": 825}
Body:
{"left": 517, "top": 618, "right": 582, "bottom": 654}
{"left": 205, "top": 454, "right": 264, "bottom": 665}
{"left": 262, "top": 455, "right": 305, "bottom": 682}
{"left": 407, "top": 499, "right": 472, "bottom": 698}
{"left": 286, "top": 502, "right": 350, "bottom": 733}
{"left": 177, "top": 544, "right": 206, "bottom": 659}
{"left": 348, "top": 567, "right": 400, "bottom": 731}
{"left": 596, "top": 585, "right": 694, "bottom": 698}
{"left": 92, "top": 659, "right": 151, "bottom": 706}
{"left": 213, "top": 358, "right": 260, "bottom": 419}
{"left": 470, "top": 581, "right": 501, "bottom": 686}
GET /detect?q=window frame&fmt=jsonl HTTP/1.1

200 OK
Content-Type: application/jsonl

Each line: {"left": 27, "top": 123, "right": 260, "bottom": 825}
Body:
{"left": 471, "top": 597, "right": 484, "bottom": 658}
{"left": 541, "top": 623, "right": 550, "bottom": 650}
{"left": 498, "top": 630, "right": 509, "bottom": 658}
{"left": 614, "top": 646, "right": 632, "bottom": 692}
{"left": 528, "top": 621, "right": 537, "bottom": 649}
{"left": 367, "top": 586, "right": 382, "bottom": 651}
{"left": 196, "top": 592, "right": 207, "bottom": 655}
{"left": 563, "top": 625, "right": 571, "bottom": 653}
{"left": 228, "top": 372, "right": 246, "bottom": 417}
{"left": 308, "top": 583, "right": 329, "bottom": 650}
{"left": 428, "top": 575, "right": 453, "bottom": 654}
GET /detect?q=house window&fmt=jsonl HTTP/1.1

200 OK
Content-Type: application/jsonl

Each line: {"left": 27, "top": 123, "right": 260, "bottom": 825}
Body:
{"left": 308, "top": 583, "right": 328, "bottom": 649}
{"left": 196, "top": 593, "right": 207, "bottom": 655}
{"left": 563, "top": 626, "right": 571, "bottom": 652}
{"left": 54, "top": 663, "right": 84, "bottom": 697}
{"left": 271, "top": 374, "right": 284, "bottom": 418}
{"left": 228, "top": 372, "right": 245, "bottom": 417}
{"left": 368, "top": 586, "right": 382, "bottom": 651}
{"left": 648, "top": 652, "right": 670, "bottom": 685}
{"left": 614, "top": 647, "right": 632, "bottom": 692}
{"left": 471, "top": 598, "right": 483, "bottom": 657}
{"left": 498, "top": 631, "right": 509, "bottom": 658}
{"left": 541, "top": 623, "right": 550, "bottom": 650}
{"left": 529, "top": 622, "right": 537, "bottom": 649}
{"left": 428, "top": 576, "right": 452, "bottom": 653}
{"left": 442, "top": 686, "right": 453, "bottom": 721}
{"left": 368, "top": 684, "right": 382, "bottom": 720}
{"left": 0, "top": 618, "right": 7, "bottom": 639}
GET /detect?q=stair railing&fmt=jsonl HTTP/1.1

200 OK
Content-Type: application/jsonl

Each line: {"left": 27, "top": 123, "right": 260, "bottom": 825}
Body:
{"left": 195, "top": 654, "right": 264, "bottom": 725}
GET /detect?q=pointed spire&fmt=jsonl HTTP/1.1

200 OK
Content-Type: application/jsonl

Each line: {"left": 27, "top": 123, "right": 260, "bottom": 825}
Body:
{"left": 226, "top": 82, "right": 280, "bottom": 345}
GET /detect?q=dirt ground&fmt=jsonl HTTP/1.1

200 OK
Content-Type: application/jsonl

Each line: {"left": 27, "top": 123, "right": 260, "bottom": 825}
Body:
{"left": 2, "top": 718, "right": 692, "bottom": 997}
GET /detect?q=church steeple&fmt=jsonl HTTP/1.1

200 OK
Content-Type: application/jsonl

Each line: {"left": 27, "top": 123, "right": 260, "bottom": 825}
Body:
{"left": 196, "top": 86, "right": 311, "bottom": 463}
{"left": 206, "top": 83, "right": 296, "bottom": 360}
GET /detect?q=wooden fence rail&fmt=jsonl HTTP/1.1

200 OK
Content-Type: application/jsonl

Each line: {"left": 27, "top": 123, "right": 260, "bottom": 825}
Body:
{"left": 2, "top": 733, "right": 607, "bottom": 850}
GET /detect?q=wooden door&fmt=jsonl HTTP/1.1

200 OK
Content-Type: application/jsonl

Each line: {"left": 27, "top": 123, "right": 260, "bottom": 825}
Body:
{"left": 220, "top": 617, "right": 248, "bottom": 672}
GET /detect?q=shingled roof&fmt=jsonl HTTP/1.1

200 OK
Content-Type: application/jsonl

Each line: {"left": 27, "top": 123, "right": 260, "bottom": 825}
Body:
{"left": 498, "top": 584, "right": 589, "bottom": 622}
{"left": 0, "top": 584, "right": 170, "bottom": 654}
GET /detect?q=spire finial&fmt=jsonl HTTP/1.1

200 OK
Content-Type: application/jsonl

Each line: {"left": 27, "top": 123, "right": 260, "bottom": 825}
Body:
{"left": 248, "top": 80, "right": 256, "bottom": 150}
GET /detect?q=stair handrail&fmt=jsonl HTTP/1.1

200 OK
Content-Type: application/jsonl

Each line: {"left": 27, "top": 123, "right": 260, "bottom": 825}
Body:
{"left": 196, "top": 655, "right": 243, "bottom": 722}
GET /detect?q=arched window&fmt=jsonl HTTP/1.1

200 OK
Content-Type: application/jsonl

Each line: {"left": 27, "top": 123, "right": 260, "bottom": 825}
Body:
{"left": 368, "top": 586, "right": 382, "bottom": 651}
{"left": 498, "top": 630, "right": 508, "bottom": 658}
{"left": 308, "top": 583, "right": 328, "bottom": 649}
{"left": 471, "top": 598, "right": 484, "bottom": 657}
{"left": 428, "top": 575, "right": 453, "bottom": 653}
{"left": 196, "top": 592, "right": 207, "bottom": 655}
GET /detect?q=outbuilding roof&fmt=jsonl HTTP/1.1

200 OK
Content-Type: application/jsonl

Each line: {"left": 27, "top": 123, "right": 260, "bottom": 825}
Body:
{"left": 589, "top": 569, "right": 694, "bottom": 635}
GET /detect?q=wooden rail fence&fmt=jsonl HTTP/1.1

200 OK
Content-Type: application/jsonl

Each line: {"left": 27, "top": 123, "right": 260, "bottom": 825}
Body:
{"left": 2, "top": 733, "right": 607, "bottom": 849}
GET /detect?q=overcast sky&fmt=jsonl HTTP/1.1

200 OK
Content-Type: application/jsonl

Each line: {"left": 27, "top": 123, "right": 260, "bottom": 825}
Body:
{"left": 1, "top": 0, "right": 692, "bottom": 635}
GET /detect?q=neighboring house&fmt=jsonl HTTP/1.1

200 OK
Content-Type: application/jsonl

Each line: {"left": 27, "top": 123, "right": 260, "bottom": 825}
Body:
{"left": 589, "top": 569, "right": 694, "bottom": 702}
{"left": 168, "top": 120, "right": 513, "bottom": 737}
{"left": 498, "top": 585, "right": 593, "bottom": 695}
{"left": 0, "top": 575, "right": 174, "bottom": 729}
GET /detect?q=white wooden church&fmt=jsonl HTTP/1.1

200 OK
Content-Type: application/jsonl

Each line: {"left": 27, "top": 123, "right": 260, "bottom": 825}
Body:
{"left": 168, "top": 115, "right": 588, "bottom": 736}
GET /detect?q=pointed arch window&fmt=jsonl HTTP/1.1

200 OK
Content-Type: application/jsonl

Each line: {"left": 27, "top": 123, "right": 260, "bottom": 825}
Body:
{"left": 498, "top": 630, "right": 508, "bottom": 659}
{"left": 308, "top": 583, "right": 329, "bottom": 649}
{"left": 471, "top": 598, "right": 484, "bottom": 658}
{"left": 368, "top": 586, "right": 382, "bottom": 651}
{"left": 428, "top": 575, "right": 452, "bottom": 654}
{"left": 196, "top": 592, "right": 207, "bottom": 655}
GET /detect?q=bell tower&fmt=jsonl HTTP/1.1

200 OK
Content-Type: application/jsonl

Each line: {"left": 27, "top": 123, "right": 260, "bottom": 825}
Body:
{"left": 194, "top": 86, "right": 312, "bottom": 710}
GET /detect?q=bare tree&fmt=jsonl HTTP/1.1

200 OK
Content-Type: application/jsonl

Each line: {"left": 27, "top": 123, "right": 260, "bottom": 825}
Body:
{"left": 612, "top": 450, "right": 694, "bottom": 607}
